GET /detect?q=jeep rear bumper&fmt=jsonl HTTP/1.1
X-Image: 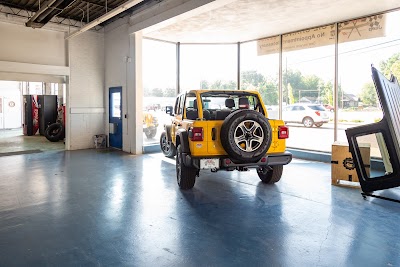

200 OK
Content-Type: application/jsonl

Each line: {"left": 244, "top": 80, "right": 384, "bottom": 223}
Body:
{"left": 182, "top": 152, "right": 292, "bottom": 170}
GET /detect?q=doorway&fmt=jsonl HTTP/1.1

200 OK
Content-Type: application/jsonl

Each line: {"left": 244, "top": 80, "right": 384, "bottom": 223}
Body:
{"left": 109, "top": 87, "right": 122, "bottom": 149}
{"left": 0, "top": 81, "right": 65, "bottom": 156}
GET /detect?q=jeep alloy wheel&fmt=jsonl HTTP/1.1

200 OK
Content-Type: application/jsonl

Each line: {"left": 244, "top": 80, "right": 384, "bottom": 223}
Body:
{"left": 221, "top": 110, "right": 272, "bottom": 163}
{"left": 234, "top": 120, "right": 264, "bottom": 152}
{"left": 160, "top": 132, "right": 176, "bottom": 158}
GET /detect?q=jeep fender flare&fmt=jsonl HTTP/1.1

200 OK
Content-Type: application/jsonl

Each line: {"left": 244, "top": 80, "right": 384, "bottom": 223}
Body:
{"left": 176, "top": 129, "right": 190, "bottom": 153}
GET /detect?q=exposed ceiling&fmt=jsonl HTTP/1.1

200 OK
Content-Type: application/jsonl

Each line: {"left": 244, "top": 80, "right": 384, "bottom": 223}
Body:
{"left": 143, "top": 0, "right": 400, "bottom": 43}
{"left": 0, "top": 0, "right": 161, "bottom": 29}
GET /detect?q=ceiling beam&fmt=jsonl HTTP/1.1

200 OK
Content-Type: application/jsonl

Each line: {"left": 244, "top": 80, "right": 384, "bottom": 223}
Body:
{"left": 66, "top": 0, "right": 145, "bottom": 39}
{"left": 78, "top": 0, "right": 118, "bottom": 10}
{"left": 25, "top": 0, "right": 58, "bottom": 27}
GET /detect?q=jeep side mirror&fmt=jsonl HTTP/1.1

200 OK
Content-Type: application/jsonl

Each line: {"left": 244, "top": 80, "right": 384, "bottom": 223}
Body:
{"left": 165, "top": 106, "right": 173, "bottom": 116}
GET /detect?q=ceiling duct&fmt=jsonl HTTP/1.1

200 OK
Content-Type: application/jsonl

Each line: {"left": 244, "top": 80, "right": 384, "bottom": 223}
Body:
{"left": 66, "top": 0, "right": 145, "bottom": 39}
{"left": 26, "top": 0, "right": 75, "bottom": 28}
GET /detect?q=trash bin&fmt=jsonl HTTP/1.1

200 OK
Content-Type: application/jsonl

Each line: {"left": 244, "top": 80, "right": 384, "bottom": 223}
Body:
{"left": 94, "top": 134, "right": 107, "bottom": 148}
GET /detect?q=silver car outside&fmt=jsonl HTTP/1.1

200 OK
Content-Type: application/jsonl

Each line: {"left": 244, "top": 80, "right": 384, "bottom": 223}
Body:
{"left": 282, "top": 104, "right": 330, "bottom": 127}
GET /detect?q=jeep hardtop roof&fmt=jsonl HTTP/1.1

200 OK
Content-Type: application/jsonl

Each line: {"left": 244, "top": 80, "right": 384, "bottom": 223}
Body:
{"left": 184, "top": 89, "right": 260, "bottom": 95}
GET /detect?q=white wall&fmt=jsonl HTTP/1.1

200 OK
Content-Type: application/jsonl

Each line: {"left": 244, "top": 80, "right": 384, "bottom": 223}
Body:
{"left": 68, "top": 31, "right": 105, "bottom": 150}
{"left": 105, "top": 20, "right": 143, "bottom": 154}
{"left": 105, "top": 21, "right": 130, "bottom": 89}
{"left": 0, "top": 21, "right": 67, "bottom": 66}
{"left": 0, "top": 21, "right": 68, "bottom": 83}
{"left": 105, "top": 21, "right": 130, "bottom": 152}
{"left": 0, "top": 20, "right": 106, "bottom": 150}
{"left": 0, "top": 81, "right": 21, "bottom": 129}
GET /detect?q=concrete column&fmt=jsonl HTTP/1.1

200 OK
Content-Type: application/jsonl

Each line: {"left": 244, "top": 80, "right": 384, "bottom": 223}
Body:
{"left": 65, "top": 77, "right": 71, "bottom": 150}
{"left": 126, "top": 31, "right": 143, "bottom": 154}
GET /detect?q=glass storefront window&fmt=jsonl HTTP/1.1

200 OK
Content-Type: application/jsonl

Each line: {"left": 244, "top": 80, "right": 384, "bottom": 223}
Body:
{"left": 180, "top": 44, "right": 237, "bottom": 91}
{"left": 282, "top": 26, "right": 335, "bottom": 152}
{"left": 240, "top": 39, "right": 280, "bottom": 119}
{"left": 142, "top": 39, "right": 177, "bottom": 145}
{"left": 338, "top": 11, "right": 400, "bottom": 158}
{"left": 141, "top": 9, "right": 400, "bottom": 158}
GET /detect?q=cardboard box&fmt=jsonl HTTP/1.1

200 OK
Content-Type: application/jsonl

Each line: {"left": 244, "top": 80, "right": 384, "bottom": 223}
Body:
{"left": 331, "top": 141, "right": 370, "bottom": 186}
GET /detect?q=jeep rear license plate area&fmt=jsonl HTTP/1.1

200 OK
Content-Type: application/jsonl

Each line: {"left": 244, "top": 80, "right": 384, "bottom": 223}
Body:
{"left": 200, "top": 158, "right": 220, "bottom": 169}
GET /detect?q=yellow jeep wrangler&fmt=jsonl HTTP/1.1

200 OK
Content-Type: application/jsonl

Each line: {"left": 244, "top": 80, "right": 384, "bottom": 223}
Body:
{"left": 160, "top": 90, "right": 292, "bottom": 189}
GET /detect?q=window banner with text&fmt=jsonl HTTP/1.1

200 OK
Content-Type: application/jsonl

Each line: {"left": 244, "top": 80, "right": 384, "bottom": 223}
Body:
{"left": 257, "top": 14, "right": 386, "bottom": 56}
{"left": 257, "top": 26, "right": 335, "bottom": 55}
{"left": 282, "top": 25, "right": 335, "bottom": 52}
{"left": 338, "top": 14, "right": 386, "bottom": 43}
{"left": 257, "top": 36, "right": 280, "bottom": 56}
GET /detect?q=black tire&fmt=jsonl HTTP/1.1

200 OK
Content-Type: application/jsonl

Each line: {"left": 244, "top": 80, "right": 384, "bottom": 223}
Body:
{"left": 303, "top": 117, "right": 314, "bottom": 128}
{"left": 315, "top": 122, "right": 323, "bottom": 127}
{"left": 44, "top": 123, "right": 64, "bottom": 142}
{"left": 176, "top": 145, "right": 196, "bottom": 189}
{"left": 160, "top": 132, "right": 176, "bottom": 158}
{"left": 257, "top": 165, "right": 283, "bottom": 184}
{"left": 220, "top": 110, "right": 272, "bottom": 163}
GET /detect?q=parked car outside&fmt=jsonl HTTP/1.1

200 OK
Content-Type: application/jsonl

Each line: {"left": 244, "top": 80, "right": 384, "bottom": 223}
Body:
{"left": 283, "top": 103, "right": 329, "bottom": 127}
{"left": 323, "top": 104, "right": 334, "bottom": 112}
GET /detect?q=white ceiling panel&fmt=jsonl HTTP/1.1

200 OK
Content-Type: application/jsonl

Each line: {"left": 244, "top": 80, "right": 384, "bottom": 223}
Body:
{"left": 144, "top": 0, "right": 400, "bottom": 43}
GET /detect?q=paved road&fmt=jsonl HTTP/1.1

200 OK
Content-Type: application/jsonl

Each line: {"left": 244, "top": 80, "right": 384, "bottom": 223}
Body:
{"left": 286, "top": 123, "right": 341, "bottom": 152}
{"left": 286, "top": 122, "right": 382, "bottom": 157}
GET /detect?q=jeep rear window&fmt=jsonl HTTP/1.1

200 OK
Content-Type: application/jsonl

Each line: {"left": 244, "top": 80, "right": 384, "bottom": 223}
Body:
{"left": 199, "top": 92, "right": 264, "bottom": 120}
{"left": 201, "top": 92, "right": 260, "bottom": 110}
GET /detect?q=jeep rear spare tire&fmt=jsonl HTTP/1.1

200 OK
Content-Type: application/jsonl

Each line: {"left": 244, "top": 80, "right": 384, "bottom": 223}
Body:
{"left": 220, "top": 110, "right": 272, "bottom": 163}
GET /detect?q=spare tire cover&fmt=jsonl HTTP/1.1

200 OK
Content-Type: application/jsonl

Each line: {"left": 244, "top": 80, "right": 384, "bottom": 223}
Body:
{"left": 220, "top": 110, "right": 272, "bottom": 163}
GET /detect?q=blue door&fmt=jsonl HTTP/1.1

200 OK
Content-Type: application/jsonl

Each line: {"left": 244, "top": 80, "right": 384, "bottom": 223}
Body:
{"left": 109, "top": 87, "right": 122, "bottom": 149}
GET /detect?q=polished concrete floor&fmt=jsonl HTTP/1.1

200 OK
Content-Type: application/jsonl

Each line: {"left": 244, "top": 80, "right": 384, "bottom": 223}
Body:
{"left": 0, "top": 149, "right": 399, "bottom": 266}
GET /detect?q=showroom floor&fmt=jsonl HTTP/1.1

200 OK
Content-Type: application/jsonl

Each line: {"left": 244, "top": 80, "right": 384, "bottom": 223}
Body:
{"left": 0, "top": 149, "right": 399, "bottom": 266}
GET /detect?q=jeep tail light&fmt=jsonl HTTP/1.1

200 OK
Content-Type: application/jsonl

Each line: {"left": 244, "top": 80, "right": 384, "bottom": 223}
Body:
{"left": 190, "top": 127, "right": 203, "bottom": 141}
{"left": 278, "top": 126, "right": 289, "bottom": 139}
{"left": 315, "top": 111, "right": 321, "bottom": 116}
